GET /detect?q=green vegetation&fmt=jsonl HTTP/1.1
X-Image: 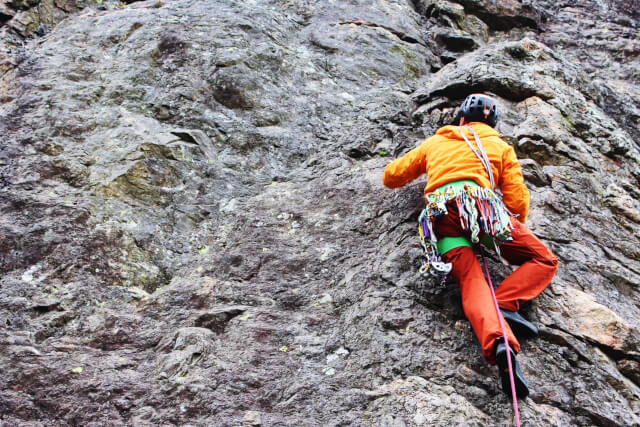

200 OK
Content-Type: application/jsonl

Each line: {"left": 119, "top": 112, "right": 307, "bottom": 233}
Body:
{"left": 391, "top": 44, "right": 421, "bottom": 79}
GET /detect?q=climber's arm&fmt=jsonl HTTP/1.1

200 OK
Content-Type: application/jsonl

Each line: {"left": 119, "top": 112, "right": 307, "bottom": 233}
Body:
{"left": 382, "top": 140, "right": 429, "bottom": 188}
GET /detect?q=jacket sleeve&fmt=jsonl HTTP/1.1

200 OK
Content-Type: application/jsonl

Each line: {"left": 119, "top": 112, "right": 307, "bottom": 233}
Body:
{"left": 499, "top": 145, "right": 530, "bottom": 222}
{"left": 382, "top": 140, "right": 429, "bottom": 188}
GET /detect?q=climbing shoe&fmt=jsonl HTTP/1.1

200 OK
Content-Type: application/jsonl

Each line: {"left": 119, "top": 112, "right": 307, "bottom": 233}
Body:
{"left": 500, "top": 309, "right": 538, "bottom": 338}
{"left": 495, "top": 340, "right": 529, "bottom": 399}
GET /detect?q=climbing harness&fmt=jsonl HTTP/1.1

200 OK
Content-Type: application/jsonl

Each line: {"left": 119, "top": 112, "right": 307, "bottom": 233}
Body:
{"left": 418, "top": 183, "right": 513, "bottom": 282}
{"left": 417, "top": 126, "right": 517, "bottom": 281}
{"left": 481, "top": 248, "right": 521, "bottom": 427}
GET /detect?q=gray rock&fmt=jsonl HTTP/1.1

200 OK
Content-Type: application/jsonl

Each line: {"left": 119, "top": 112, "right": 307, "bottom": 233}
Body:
{"left": 1, "top": 0, "right": 640, "bottom": 425}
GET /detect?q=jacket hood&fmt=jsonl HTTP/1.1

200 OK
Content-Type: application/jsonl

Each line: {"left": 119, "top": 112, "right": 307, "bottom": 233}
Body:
{"left": 436, "top": 122, "right": 499, "bottom": 140}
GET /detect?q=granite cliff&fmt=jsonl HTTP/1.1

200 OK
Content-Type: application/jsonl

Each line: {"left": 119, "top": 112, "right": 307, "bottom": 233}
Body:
{"left": 1, "top": 0, "right": 640, "bottom": 425}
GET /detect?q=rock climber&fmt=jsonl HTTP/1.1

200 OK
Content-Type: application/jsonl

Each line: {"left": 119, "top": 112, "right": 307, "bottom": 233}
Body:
{"left": 382, "top": 93, "right": 558, "bottom": 398}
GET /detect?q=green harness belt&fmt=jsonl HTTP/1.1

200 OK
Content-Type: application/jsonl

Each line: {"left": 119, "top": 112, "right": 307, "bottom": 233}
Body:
{"left": 437, "top": 231, "right": 495, "bottom": 254}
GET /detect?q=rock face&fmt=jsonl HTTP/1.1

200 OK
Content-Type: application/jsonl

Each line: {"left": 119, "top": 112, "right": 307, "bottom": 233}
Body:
{"left": 1, "top": 0, "right": 640, "bottom": 425}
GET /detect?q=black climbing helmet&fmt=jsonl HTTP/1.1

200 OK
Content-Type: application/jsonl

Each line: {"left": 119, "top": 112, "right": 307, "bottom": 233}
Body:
{"left": 460, "top": 94, "right": 499, "bottom": 127}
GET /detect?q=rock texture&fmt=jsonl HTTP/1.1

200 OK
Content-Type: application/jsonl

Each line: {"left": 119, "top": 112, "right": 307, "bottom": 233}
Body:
{"left": 1, "top": 0, "right": 640, "bottom": 425}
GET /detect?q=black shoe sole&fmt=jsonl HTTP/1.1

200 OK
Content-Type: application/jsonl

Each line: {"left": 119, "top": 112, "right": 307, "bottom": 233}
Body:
{"left": 505, "top": 320, "right": 538, "bottom": 339}
{"left": 496, "top": 345, "right": 530, "bottom": 398}
{"left": 501, "top": 310, "right": 539, "bottom": 339}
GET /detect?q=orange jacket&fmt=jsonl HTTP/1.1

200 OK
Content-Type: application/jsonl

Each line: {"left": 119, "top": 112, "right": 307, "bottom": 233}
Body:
{"left": 382, "top": 122, "right": 530, "bottom": 222}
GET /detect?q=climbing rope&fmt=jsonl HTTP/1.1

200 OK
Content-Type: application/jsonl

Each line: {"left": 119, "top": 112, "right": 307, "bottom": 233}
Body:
{"left": 458, "top": 126, "right": 495, "bottom": 190}
{"left": 481, "top": 248, "right": 521, "bottom": 427}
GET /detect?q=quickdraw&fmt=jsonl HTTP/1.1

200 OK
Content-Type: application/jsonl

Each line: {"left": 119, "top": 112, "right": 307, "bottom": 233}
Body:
{"left": 418, "top": 207, "right": 451, "bottom": 283}
{"left": 418, "top": 183, "right": 516, "bottom": 282}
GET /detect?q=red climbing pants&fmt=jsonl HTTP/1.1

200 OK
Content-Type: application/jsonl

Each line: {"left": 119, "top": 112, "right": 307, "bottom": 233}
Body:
{"left": 435, "top": 204, "right": 559, "bottom": 365}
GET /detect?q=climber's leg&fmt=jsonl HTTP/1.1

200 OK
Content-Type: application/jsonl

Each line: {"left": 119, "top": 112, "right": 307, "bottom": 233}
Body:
{"left": 494, "top": 219, "right": 559, "bottom": 312}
